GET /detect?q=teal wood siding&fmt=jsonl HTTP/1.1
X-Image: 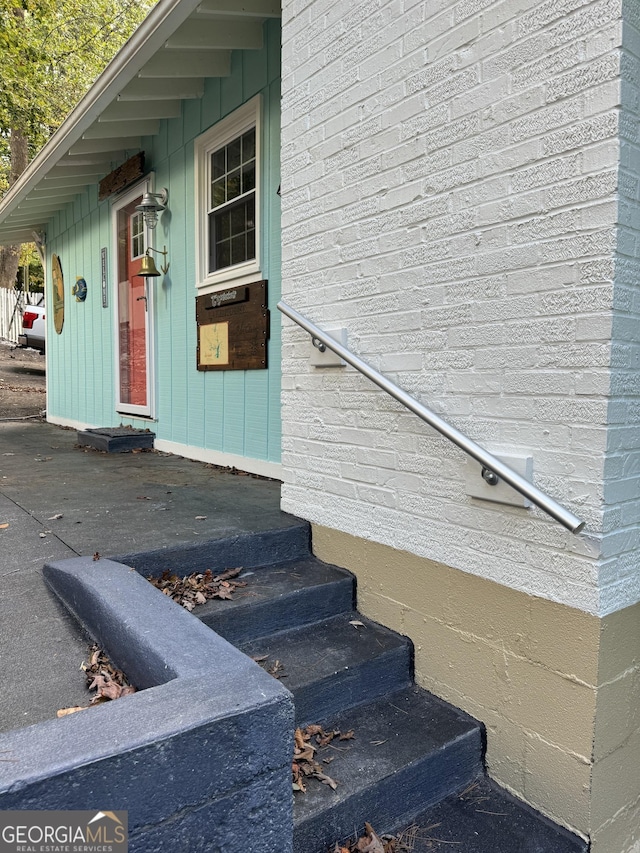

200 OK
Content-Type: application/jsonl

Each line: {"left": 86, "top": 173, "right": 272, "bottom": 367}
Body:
{"left": 45, "top": 19, "right": 282, "bottom": 466}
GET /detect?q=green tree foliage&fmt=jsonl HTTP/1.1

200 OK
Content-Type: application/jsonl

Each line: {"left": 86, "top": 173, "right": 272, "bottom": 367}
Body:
{"left": 0, "top": 0, "right": 156, "bottom": 161}
{"left": 0, "top": 0, "right": 156, "bottom": 285}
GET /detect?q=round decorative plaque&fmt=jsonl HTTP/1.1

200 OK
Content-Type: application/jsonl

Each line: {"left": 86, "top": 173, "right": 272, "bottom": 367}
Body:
{"left": 52, "top": 254, "right": 64, "bottom": 334}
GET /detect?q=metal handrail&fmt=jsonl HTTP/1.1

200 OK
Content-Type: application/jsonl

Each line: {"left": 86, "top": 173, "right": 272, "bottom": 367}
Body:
{"left": 278, "top": 301, "right": 585, "bottom": 534}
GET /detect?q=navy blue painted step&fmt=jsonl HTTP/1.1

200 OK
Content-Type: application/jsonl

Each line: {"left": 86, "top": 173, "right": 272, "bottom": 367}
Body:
{"left": 385, "top": 777, "right": 588, "bottom": 853}
{"left": 186, "top": 535, "right": 588, "bottom": 853}
{"left": 292, "top": 686, "right": 483, "bottom": 853}
{"left": 239, "top": 611, "right": 413, "bottom": 726}
{"left": 196, "top": 556, "right": 355, "bottom": 645}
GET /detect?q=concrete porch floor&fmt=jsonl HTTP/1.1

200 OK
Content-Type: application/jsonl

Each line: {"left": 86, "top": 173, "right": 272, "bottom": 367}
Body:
{"left": 0, "top": 419, "right": 294, "bottom": 735}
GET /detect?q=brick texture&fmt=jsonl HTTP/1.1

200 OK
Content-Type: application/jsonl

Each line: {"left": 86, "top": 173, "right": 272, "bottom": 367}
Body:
{"left": 280, "top": 0, "right": 633, "bottom": 616}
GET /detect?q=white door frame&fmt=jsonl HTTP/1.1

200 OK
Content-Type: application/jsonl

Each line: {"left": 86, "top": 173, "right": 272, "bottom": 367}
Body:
{"left": 111, "top": 178, "right": 156, "bottom": 418}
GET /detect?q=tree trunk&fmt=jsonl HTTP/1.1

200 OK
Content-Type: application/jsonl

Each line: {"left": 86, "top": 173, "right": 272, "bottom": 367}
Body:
{"left": 0, "top": 128, "right": 29, "bottom": 289}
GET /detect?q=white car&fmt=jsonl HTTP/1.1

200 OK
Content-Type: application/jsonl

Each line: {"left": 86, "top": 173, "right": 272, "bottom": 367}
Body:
{"left": 18, "top": 303, "right": 45, "bottom": 352}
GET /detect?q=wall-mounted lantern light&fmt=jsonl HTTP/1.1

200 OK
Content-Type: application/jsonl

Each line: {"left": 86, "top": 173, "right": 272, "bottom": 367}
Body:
{"left": 137, "top": 246, "right": 170, "bottom": 278}
{"left": 135, "top": 188, "right": 168, "bottom": 230}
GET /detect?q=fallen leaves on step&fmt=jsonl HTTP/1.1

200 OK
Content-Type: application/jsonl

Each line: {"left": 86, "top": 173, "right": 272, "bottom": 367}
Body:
{"left": 332, "top": 822, "right": 431, "bottom": 853}
{"left": 147, "top": 566, "right": 246, "bottom": 610}
{"left": 292, "top": 724, "right": 355, "bottom": 794}
{"left": 252, "top": 654, "right": 288, "bottom": 679}
{"left": 355, "top": 824, "right": 386, "bottom": 853}
{"left": 56, "top": 644, "right": 136, "bottom": 718}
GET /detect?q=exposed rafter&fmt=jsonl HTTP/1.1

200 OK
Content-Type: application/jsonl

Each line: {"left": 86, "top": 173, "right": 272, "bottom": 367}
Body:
{"left": 165, "top": 20, "right": 263, "bottom": 50}
{"left": 117, "top": 78, "right": 204, "bottom": 100}
{"left": 99, "top": 100, "right": 183, "bottom": 122}
{"left": 137, "top": 49, "right": 231, "bottom": 78}
{"left": 68, "top": 138, "right": 142, "bottom": 155}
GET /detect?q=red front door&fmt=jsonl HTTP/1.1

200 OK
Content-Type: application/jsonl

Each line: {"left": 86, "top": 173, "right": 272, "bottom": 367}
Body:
{"left": 115, "top": 191, "right": 152, "bottom": 415}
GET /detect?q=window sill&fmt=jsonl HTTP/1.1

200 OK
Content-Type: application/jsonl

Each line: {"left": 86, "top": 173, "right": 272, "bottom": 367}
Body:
{"left": 196, "top": 264, "right": 263, "bottom": 296}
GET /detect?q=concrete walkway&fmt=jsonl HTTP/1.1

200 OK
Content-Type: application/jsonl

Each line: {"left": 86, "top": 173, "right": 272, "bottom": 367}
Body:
{"left": 0, "top": 420, "right": 294, "bottom": 734}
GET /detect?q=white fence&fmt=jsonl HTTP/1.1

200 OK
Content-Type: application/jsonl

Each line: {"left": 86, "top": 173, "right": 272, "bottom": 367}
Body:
{"left": 0, "top": 288, "right": 43, "bottom": 344}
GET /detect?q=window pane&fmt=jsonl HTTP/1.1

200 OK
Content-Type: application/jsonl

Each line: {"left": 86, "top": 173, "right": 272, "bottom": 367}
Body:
{"left": 226, "top": 168, "right": 241, "bottom": 201}
{"left": 216, "top": 239, "right": 231, "bottom": 270}
{"left": 130, "top": 211, "right": 144, "bottom": 259}
{"left": 212, "top": 178, "right": 226, "bottom": 207}
{"left": 219, "top": 210, "right": 231, "bottom": 240}
{"left": 209, "top": 195, "right": 256, "bottom": 273}
{"left": 242, "top": 162, "right": 255, "bottom": 194}
{"left": 212, "top": 149, "right": 225, "bottom": 179}
{"left": 233, "top": 234, "right": 249, "bottom": 265}
{"left": 230, "top": 204, "right": 245, "bottom": 233}
{"left": 227, "top": 137, "right": 241, "bottom": 171}
{"left": 242, "top": 129, "right": 255, "bottom": 161}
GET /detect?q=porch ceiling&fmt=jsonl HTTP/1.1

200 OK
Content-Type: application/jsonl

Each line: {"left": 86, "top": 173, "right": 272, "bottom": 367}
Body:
{"left": 0, "top": 0, "right": 280, "bottom": 246}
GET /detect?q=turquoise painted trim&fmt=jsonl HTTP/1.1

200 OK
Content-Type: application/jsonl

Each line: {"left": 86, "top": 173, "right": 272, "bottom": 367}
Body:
{"left": 45, "top": 19, "right": 282, "bottom": 467}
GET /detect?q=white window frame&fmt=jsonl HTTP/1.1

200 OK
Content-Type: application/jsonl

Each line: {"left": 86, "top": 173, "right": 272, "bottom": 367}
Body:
{"left": 194, "top": 95, "right": 262, "bottom": 293}
{"left": 130, "top": 210, "right": 145, "bottom": 260}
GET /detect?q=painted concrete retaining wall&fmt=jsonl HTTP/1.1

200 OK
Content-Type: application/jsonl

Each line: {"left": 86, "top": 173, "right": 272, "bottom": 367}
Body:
{"left": 0, "top": 556, "right": 294, "bottom": 853}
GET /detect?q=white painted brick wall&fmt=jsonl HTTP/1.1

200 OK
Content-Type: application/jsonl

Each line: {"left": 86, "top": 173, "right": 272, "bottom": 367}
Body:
{"left": 605, "top": 0, "right": 640, "bottom": 616}
{"left": 280, "top": 0, "right": 633, "bottom": 616}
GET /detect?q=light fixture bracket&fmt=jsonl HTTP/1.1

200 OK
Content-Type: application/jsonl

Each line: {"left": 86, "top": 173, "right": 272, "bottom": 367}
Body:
{"left": 135, "top": 188, "right": 168, "bottom": 230}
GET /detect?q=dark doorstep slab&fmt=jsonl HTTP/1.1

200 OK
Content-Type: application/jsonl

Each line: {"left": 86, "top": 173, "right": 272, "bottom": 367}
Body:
{"left": 76, "top": 427, "right": 155, "bottom": 453}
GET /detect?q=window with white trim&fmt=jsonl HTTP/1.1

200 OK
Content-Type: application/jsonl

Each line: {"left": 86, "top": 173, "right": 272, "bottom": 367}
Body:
{"left": 130, "top": 210, "right": 145, "bottom": 259}
{"left": 195, "top": 96, "right": 261, "bottom": 291}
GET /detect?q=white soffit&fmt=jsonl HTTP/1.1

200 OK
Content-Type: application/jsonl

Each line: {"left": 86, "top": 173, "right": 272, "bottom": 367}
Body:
{"left": 0, "top": 0, "right": 280, "bottom": 245}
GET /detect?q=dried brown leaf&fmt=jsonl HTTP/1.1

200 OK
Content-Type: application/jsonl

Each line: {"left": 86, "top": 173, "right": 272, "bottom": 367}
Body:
{"left": 292, "top": 723, "right": 356, "bottom": 796}
{"left": 147, "top": 567, "right": 246, "bottom": 609}
{"left": 57, "top": 706, "right": 88, "bottom": 717}
{"left": 356, "top": 824, "right": 385, "bottom": 853}
{"left": 316, "top": 771, "right": 338, "bottom": 790}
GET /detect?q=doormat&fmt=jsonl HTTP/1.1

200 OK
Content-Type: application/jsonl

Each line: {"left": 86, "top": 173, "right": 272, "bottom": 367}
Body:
{"left": 77, "top": 426, "right": 155, "bottom": 453}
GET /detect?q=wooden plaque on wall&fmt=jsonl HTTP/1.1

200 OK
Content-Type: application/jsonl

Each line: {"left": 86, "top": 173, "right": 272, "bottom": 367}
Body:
{"left": 196, "top": 280, "right": 269, "bottom": 371}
